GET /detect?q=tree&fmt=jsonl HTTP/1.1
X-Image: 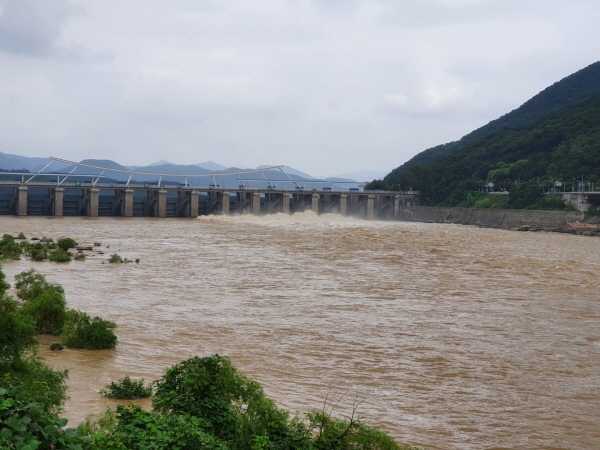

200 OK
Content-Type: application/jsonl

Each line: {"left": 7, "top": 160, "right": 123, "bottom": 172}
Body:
{"left": 14, "top": 269, "right": 64, "bottom": 302}
{"left": 152, "top": 355, "right": 312, "bottom": 449}
{"left": 0, "top": 296, "right": 37, "bottom": 371}
{"left": 20, "top": 288, "right": 67, "bottom": 335}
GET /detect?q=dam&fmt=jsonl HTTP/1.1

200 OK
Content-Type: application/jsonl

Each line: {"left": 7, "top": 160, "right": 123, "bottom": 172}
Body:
{"left": 0, "top": 158, "right": 418, "bottom": 220}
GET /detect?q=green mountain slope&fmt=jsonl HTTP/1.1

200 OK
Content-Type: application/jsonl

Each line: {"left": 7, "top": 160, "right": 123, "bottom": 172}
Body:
{"left": 371, "top": 62, "right": 600, "bottom": 209}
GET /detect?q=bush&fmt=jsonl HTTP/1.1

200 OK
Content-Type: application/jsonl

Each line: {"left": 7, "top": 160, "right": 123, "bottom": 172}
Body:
{"left": 76, "top": 406, "right": 118, "bottom": 437}
{"left": 89, "top": 405, "right": 226, "bottom": 450}
{"left": 62, "top": 310, "right": 117, "bottom": 349}
{"left": 0, "top": 234, "right": 22, "bottom": 260}
{"left": 50, "top": 342, "right": 64, "bottom": 351}
{"left": 14, "top": 270, "right": 64, "bottom": 302}
{"left": 29, "top": 245, "right": 49, "bottom": 261}
{"left": 306, "top": 409, "right": 403, "bottom": 450}
{"left": 531, "top": 195, "right": 572, "bottom": 211}
{"left": 57, "top": 237, "right": 77, "bottom": 251}
{"left": 0, "top": 265, "right": 9, "bottom": 295}
{"left": 49, "top": 248, "right": 72, "bottom": 262}
{"left": 0, "top": 296, "right": 37, "bottom": 370}
{"left": 153, "top": 355, "right": 311, "bottom": 449}
{"left": 0, "top": 376, "right": 83, "bottom": 450}
{"left": 101, "top": 375, "right": 152, "bottom": 399}
{"left": 74, "top": 252, "right": 86, "bottom": 260}
{"left": 20, "top": 287, "right": 68, "bottom": 334}
{"left": 108, "top": 253, "right": 123, "bottom": 263}
{"left": 0, "top": 266, "right": 68, "bottom": 412}
{"left": 17, "top": 232, "right": 26, "bottom": 240}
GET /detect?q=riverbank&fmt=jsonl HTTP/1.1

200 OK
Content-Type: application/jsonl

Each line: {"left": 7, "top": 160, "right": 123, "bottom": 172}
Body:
{"left": 396, "top": 206, "right": 600, "bottom": 236}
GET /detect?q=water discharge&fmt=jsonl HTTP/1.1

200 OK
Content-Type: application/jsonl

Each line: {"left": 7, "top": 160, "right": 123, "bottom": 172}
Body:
{"left": 1, "top": 214, "right": 599, "bottom": 450}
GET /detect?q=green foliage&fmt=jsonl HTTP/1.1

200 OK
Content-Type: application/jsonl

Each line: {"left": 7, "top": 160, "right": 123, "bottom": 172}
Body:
{"left": 506, "top": 184, "right": 544, "bottom": 209}
{"left": 57, "top": 237, "right": 77, "bottom": 251}
{"left": 472, "top": 194, "right": 508, "bottom": 209}
{"left": 0, "top": 265, "right": 9, "bottom": 295}
{"left": 585, "top": 207, "right": 600, "bottom": 215}
{"left": 29, "top": 245, "right": 49, "bottom": 261}
{"left": 530, "top": 195, "right": 572, "bottom": 211}
{"left": 50, "top": 343, "right": 64, "bottom": 351}
{"left": 108, "top": 253, "right": 123, "bottom": 263}
{"left": 153, "top": 355, "right": 259, "bottom": 436}
{"left": 101, "top": 375, "right": 152, "bottom": 399}
{"left": 88, "top": 405, "right": 226, "bottom": 450}
{"left": 74, "top": 253, "right": 86, "bottom": 260}
{"left": 49, "top": 248, "right": 73, "bottom": 262}
{"left": 8, "top": 356, "right": 69, "bottom": 413}
{"left": 0, "top": 296, "right": 37, "bottom": 371}
{"left": 61, "top": 310, "right": 117, "bottom": 350}
{"left": 0, "top": 234, "right": 22, "bottom": 260}
{"left": 0, "top": 267, "right": 68, "bottom": 412}
{"left": 153, "top": 355, "right": 312, "bottom": 449}
{"left": 306, "top": 409, "right": 402, "bottom": 450}
{"left": 14, "top": 269, "right": 65, "bottom": 302}
{"left": 0, "top": 377, "right": 84, "bottom": 450}
{"left": 17, "top": 232, "right": 26, "bottom": 240}
{"left": 94, "top": 242, "right": 101, "bottom": 247}
{"left": 20, "top": 287, "right": 68, "bottom": 335}
{"left": 76, "top": 406, "right": 118, "bottom": 438}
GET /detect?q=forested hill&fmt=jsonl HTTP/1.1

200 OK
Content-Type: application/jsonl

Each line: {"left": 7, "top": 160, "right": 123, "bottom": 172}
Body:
{"left": 370, "top": 62, "right": 600, "bottom": 208}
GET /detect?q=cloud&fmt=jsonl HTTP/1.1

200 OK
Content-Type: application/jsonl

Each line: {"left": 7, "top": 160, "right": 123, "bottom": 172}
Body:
{"left": 0, "top": 0, "right": 80, "bottom": 55}
{"left": 0, "top": 0, "right": 598, "bottom": 174}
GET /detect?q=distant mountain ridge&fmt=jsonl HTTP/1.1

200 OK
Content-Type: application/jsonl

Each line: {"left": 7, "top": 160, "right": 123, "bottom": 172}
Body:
{"left": 0, "top": 153, "right": 369, "bottom": 183}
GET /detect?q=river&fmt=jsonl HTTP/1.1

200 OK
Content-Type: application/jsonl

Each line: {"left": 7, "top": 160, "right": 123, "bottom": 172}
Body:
{"left": 1, "top": 214, "right": 599, "bottom": 450}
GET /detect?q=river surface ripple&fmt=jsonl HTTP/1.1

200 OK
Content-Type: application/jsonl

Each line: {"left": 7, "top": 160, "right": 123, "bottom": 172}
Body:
{"left": 1, "top": 214, "right": 599, "bottom": 450}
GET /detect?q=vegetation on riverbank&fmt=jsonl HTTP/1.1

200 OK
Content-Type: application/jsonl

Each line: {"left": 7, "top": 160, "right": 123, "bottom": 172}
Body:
{"left": 0, "top": 265, "right": 424, "bottom": 450}
{"left": 13, "top": 269, "right": 117, "bottom": 349}
{"left": 0, "top": 233, "right": 138, "bottom": 264}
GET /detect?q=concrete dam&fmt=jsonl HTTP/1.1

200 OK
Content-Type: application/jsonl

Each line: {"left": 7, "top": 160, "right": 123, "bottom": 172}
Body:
{"left": 0, "top": 159, "right": 418, "bottom": 220}
{"left": 0, "top": 184, "right": 419, "bottom": 220}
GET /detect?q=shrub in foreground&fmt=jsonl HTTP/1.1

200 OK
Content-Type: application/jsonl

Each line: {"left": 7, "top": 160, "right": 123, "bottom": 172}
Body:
{"left": 101, "top": 375, "right": 152, "bottom": 399}
{"left": 0, "top": 376, "right": 83, "bottom": 450}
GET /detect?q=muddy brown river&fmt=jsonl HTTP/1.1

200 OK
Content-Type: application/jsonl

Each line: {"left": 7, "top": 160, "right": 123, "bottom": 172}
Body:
{"left": 1, "top": 214, "right": 599, "bottom": 450}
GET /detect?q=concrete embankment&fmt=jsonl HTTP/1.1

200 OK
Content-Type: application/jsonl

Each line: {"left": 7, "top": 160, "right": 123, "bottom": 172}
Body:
{"left": 396, "top": 207, "right": 600, "bottom": 235}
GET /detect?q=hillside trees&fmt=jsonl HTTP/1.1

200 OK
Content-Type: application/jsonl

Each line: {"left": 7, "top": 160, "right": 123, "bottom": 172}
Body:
{"left": 370, "top": 96, "right": 600, "bottom": 208}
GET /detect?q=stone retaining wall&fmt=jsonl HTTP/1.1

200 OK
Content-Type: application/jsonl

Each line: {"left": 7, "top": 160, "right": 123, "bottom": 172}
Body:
{"left": 396, "top": 207, "right": 590, "bottom": 230}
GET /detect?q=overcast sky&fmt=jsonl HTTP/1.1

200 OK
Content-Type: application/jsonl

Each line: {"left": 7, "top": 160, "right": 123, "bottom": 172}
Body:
{"left": 0, "top": 0, "right": 598, "bottom": 176}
